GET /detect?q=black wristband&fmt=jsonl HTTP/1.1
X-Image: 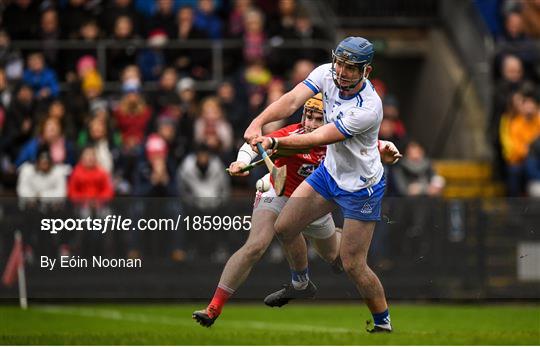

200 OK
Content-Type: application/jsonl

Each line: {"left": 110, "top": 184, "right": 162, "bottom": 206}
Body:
{"left": 270, "top": 137, "right": 278, "bottom": 150}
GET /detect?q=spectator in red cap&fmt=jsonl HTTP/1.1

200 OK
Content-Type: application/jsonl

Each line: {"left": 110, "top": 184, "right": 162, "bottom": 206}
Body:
{"left": 133, "top": 134, "right": 176, "bottom": 197}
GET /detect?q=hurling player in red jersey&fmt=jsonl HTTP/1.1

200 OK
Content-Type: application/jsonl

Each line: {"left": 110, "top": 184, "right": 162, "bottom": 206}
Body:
{"left": 193, "top": 94, "right": 400, "bottom": 327}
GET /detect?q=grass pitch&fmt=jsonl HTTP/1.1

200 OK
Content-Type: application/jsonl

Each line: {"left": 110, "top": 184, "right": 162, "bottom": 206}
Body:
{"left": 0, "top": 303, "right": 538, "bottom": 345}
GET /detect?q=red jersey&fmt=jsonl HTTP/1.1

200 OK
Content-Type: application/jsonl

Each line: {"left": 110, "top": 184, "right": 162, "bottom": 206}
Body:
{"left": 268, "top": 123, "right": 326, "bottom": 197}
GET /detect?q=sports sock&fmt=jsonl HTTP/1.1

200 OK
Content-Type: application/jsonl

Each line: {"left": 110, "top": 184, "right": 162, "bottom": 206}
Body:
{"left": 372, "top": 308, "right": 391, "bottom": 328}
{"left": 208, "top": 284, "right": 234, "bottom": 316}
{"left": 291, "top": 267, "right": 309, "bottom": 290}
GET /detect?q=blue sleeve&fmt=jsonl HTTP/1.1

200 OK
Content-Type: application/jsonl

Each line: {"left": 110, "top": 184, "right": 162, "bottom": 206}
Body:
{"left": 45, "top": 70, "right": 60, "bottom": 97}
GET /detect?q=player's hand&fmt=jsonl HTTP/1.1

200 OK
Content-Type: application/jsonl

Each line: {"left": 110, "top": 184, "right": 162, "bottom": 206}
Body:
{"left": 228, "top": 161, "right": 249, "bottom": 176}
{"left": 250, "top": 136, "right": 272, "bottom": 153}
{"left": 244, "top": 121, "right": 262, "bottom": 144}
{"left": 379, "top": 140, "right": 402, "bottom": 165}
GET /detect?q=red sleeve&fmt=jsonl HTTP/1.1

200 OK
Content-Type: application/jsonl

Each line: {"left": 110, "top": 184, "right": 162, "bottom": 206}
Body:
{"left": 67, "top": 168, "right": 84, "bottom": 201}
{"left": 97, "top": 170, "right": 114, "bottom": 201}
{"left": 267, "top": 123, "right": 302, "bottom": 138}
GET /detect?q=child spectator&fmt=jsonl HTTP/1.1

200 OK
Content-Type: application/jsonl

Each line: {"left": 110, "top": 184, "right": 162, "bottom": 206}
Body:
{"left": 68, "top": 146, "right": 114, "bottom": 204}
{"left": 23, "top": 52, "right": 60, "bottom": 101}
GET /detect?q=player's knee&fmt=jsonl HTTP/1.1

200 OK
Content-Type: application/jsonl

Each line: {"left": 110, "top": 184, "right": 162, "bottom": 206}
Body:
{"left": 273, "top": 219, "right": 288, "bottom": 238}
{"left": 243, "top": 240, "right": 268, "bottom": 261}
{"left": 341, "top": 253, "right": 367, "bottom": 275}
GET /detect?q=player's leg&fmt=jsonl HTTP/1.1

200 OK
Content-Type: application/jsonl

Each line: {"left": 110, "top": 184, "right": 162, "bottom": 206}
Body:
{"left": 264, "top": 181, "right": 336, "bottom": 307}
{"left": 303, "top": 213, "right": 343, "bottom": 272}
{"left": 276, "top": 180, "right": 335, "bottom": 275}
{"left": 340, "top": 218, "right": 392, "bottom": 332}
{"left": 193, "top": 209, "right": 277, "bottom": 327}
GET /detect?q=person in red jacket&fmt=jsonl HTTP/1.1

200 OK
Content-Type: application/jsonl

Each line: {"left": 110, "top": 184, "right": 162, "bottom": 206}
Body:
{"left": 68, "top": 146, "right": 114, "bottom": 205}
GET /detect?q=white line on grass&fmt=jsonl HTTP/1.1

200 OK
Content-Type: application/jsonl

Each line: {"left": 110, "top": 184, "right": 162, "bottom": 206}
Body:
{"left": 35, "top": 306, "right": 356, "bottom": 334}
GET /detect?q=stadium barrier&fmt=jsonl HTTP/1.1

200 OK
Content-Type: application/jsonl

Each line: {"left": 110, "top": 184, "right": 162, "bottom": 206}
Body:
{"left": 0, "top": 196, "right": 538, "bottom": 301}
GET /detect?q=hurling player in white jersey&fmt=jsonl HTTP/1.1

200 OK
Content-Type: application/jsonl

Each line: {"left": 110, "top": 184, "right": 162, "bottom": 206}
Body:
{"left": 245, "top": 37, "right": 398, "bottom": 333}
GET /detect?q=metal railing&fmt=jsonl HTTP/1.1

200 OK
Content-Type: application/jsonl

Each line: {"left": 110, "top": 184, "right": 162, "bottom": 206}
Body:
{"left": 10, "top": 38, "right": 336, "bottom": 92}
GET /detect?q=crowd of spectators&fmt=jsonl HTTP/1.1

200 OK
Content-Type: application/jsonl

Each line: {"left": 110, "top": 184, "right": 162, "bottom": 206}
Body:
{"left": 0, "top": 0, "right": 334, "bottom": 261}
{"left": 477, "top": 0, "right": 540, "bottom": 196}
{"left": 0, "top": 0, "right": 446, "bottom": 263}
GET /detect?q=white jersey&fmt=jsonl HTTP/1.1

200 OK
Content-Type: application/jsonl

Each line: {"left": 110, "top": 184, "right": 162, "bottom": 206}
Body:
{"left": 303, "top": 63, "right": 384, "bottom": 192}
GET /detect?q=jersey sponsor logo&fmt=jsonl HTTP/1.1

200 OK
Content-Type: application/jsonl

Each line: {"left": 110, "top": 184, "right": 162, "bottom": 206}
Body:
{"left": 360, "top": 202, "right": 373, "bottom": 214}
{"left": 263, "top": 197, "right": 274, "bottom": 204}
{"left": 297, "top": 164, "right": 317, "bottom": 177}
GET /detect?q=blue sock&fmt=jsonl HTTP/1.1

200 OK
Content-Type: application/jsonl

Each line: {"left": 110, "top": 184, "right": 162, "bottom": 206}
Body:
{"left": 290, "top": 267, "right": 309, "bottom": 289}
{"left": 372, "top": 309, "right": 391, "bottom": 326}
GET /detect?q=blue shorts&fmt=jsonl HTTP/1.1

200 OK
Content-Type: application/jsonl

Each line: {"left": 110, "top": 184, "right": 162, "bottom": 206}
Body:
{"left": 306, "top": 165, "right": 385, "bottom": 221}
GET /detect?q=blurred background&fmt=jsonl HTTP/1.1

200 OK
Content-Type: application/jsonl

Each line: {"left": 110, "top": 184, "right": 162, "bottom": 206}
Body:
{"left": 0, "top": 0, "right": 539, "bottom": 301}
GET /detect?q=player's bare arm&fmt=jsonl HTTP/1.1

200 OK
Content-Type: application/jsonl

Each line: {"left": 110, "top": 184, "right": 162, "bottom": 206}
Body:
{"left": 244, "top": 83, "right": 314, "bottom": 142}
{"left": 252, "top": 123, "right": 345, "bottom": 152}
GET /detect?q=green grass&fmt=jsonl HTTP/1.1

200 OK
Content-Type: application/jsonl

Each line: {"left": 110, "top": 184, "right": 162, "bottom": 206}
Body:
{"left": 0, "top": 303, "right": 539, "bottom": 345}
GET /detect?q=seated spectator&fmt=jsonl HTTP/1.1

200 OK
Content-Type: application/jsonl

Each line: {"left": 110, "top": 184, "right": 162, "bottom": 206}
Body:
{"left": 194, "top": 96, "right": 233, "bottom": 155}
{"left": 146, "top": 0, "right": 177, "bottom": 37}
{"left": 393, "top": 141, "right": 445, "bottom": 197}
{"left": 194, "top": 0, "right": 222, "bottom": 39}
{"left": 2, "top": 84, "right": 35, "bottom": 164}
{"left": 526, "top": 137, "right": 540, "bottom": 197}
{"left": 242, "top": 8, "right": 267, "bottom": 65}
{"left": 227, "top": 0, "right": 253, "bottom": 38}
{"left": 171, "top": 6, "right": 211, "bottom": 79}
{"left": 155, "top": 115, "right": 186, "bottom": 167}
{"left": 151, "top": 67, "right": 180, "bottom": 114}
{"left": 136, "top": 30, "right": 168, "bottom": 81}
{"left": 65, "top": 20, "right": 102, "bottom": 78}
{"left": 0, "top": 30, "right": 24, "bottom": 82}
{"left": 134, "top": 134, "right": 176, "bottom": 197}
{"left": 267, "top": 0, "right": 297, "bottom": 39}
{"left": 290, "top": 10, "right": 328, "bottom": 63}
{"left": 2, "top": 0, "right": 39, "bottom": 40}
{"left": 176, "top": 76, "right": 199, "bottom": 121}
{"left": 500, "top": 86, "right": 540, "bottom": 195}
{"left": 499, "top": 10, "right": 529, "bottom": 43}
{"left": 107, "top": 16, "right": 141, "bottom": 80}
{"left": 39, "top": 8, "right": 61, "bottom": 73}
{"left": 217, "top": 80, "right": 247, "bottom": 136}
{"left": 383, "top": 95, "right": 407, "bottom": 139}
{"left": 77, "top": 115, "right": 118, "bottom": 174}
{"left": 16, "top": 117, "right": 76, "bottom": 167}
{"left": 17, "top": 146, "right": 70, "bottom": 204}
{"left": 113, "top": 79, "right": 152, "bottom": 151}
{"left": 42, "top": 100, "right": 76, "bottom": 141}
{"left": 61, "top": 0, "right": 96, "bottom": 39}
{"left": 68, "top": 146, "right": 114, "bottom": 204}
{"left": 177, "top": 144, "right": 230, "bottom": 210}
{"left": 102, "top": 0, "right": 143, "bottom": 37}
{"left": 23, "top": 52, "right": 60, "bottom": 101}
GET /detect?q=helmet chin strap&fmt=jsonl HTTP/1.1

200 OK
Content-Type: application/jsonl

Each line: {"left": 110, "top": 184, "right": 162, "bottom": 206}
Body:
{"left": 336, "top": 64, "right": 369, "bottom": 92}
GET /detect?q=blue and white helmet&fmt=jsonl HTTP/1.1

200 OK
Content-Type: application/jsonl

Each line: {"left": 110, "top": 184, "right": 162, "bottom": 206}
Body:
{"left": 331, "top": 37, "right": 374, "bottom": 91}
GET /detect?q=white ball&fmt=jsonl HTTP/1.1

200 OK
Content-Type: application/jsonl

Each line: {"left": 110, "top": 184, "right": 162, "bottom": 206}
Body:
{"left": 256, "top": 175, "right": 271, "bottom": 192}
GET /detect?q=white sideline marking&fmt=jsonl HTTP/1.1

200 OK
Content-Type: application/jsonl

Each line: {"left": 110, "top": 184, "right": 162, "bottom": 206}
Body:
{"left": 35, "top": 306, "right": 356, "bottom": 334}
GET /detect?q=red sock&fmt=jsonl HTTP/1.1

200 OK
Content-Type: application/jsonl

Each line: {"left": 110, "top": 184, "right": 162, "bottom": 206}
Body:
{"left": 208, "top": 285, "right": 233, "bottom": 317}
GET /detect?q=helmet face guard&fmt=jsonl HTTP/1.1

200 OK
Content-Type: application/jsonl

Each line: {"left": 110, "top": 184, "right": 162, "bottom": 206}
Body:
{"left": 331, "top": 37, "right": 374, "bottom": 92}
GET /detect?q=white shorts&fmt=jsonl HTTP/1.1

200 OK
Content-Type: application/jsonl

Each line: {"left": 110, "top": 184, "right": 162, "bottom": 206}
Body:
{"left": 253, "top": 185, "right": 335, "bottom": 239}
